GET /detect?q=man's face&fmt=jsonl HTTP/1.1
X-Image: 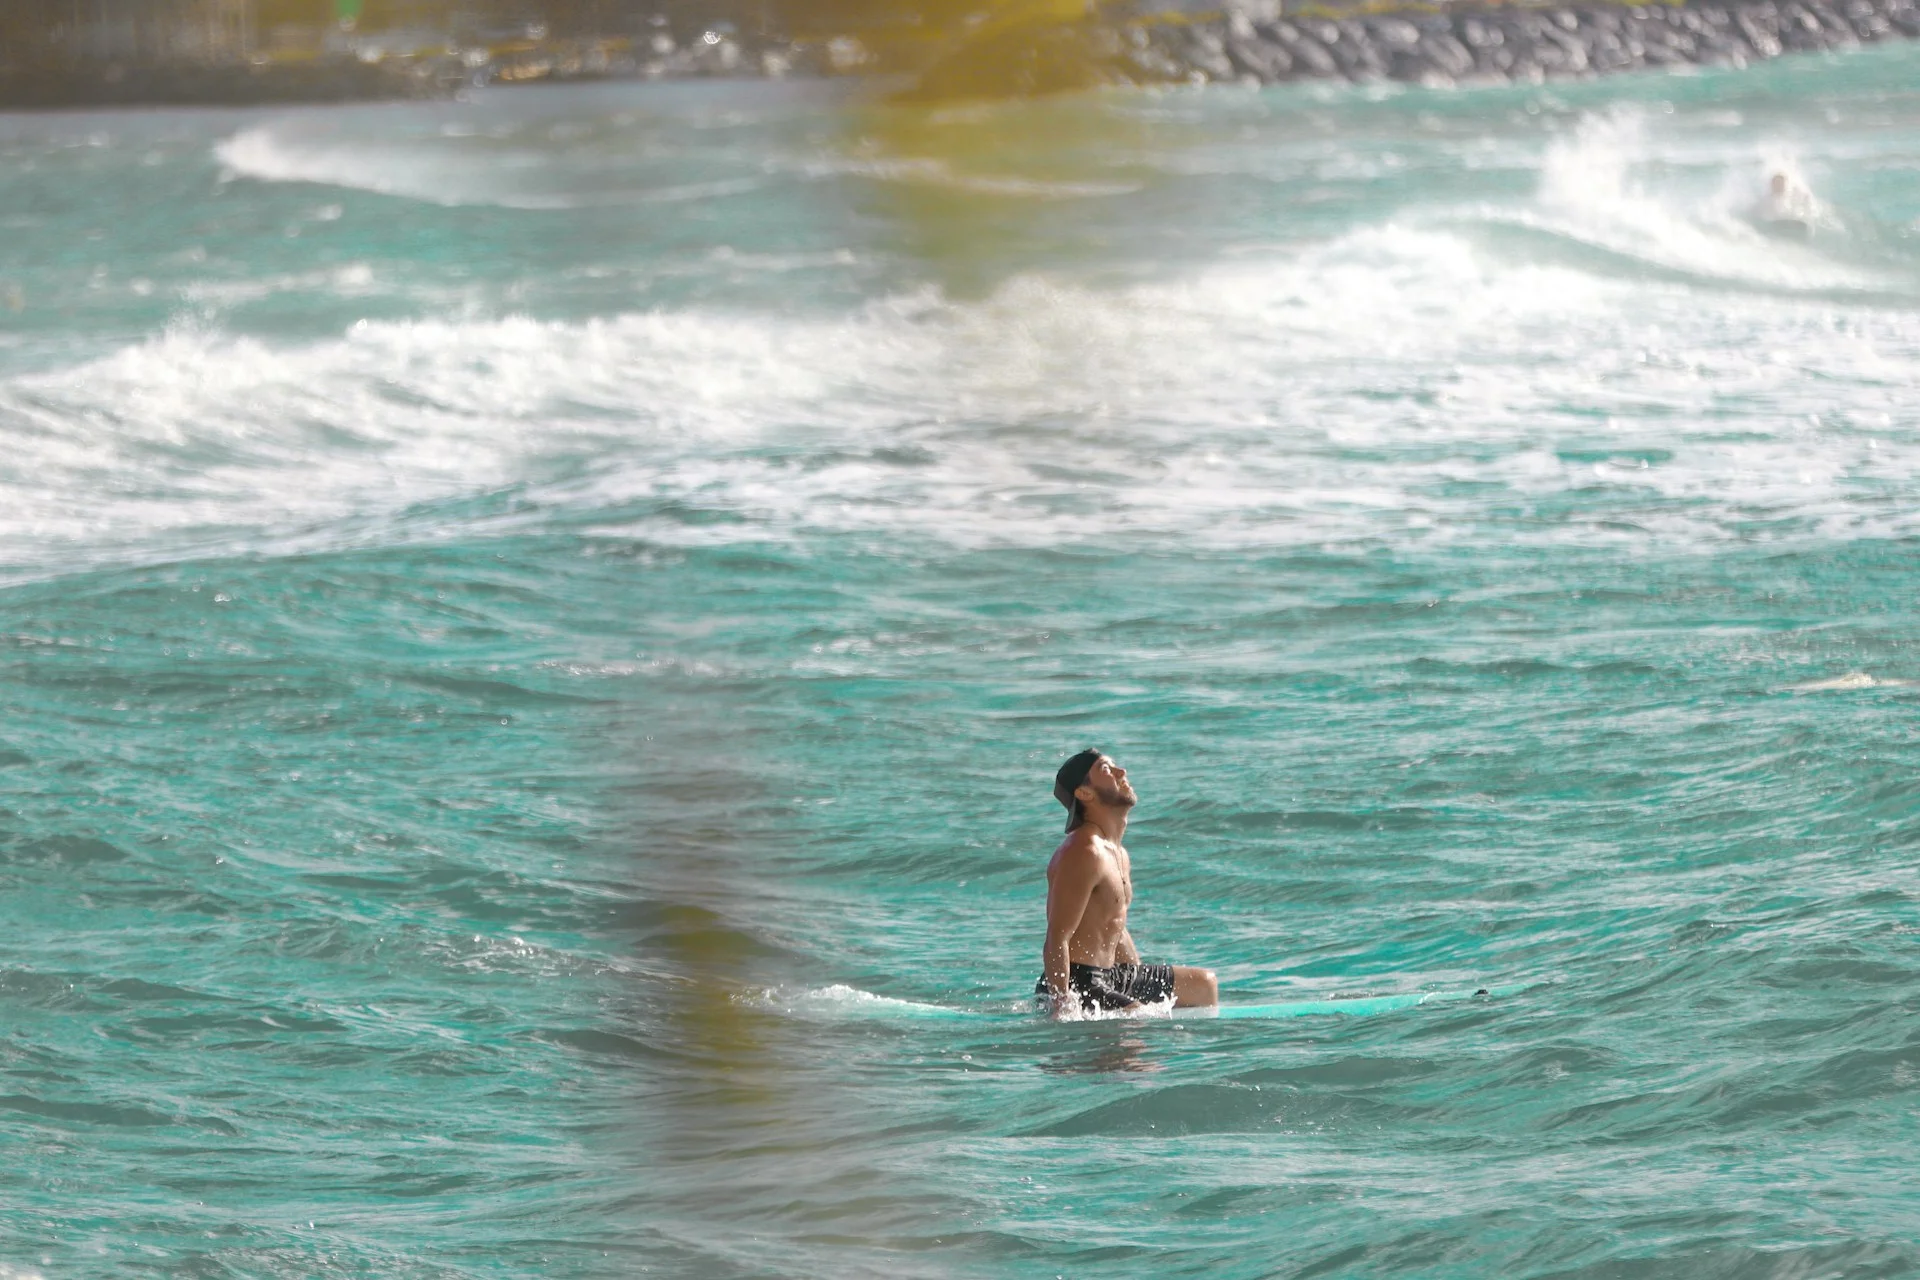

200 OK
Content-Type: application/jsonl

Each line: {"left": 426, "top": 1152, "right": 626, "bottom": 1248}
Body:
{"left": 1081, "top": 755, "right": 1137, "bottom": 809}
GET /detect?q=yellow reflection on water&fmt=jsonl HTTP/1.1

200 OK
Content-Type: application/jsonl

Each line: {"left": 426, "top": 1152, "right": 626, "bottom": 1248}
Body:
{"left": 841, "top": 91, "right": 1154, "bottom": 297}
{"left": 790, "top": 0, "right": 1125, "bottom": 99}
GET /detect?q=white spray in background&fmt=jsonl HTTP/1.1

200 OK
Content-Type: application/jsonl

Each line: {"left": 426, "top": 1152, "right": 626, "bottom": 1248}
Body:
{"left": 2, "top": 98, "right": 1918, "bottom": 577}
{"left": 1509, "top": 105, "right": 1859, "bottom": 289}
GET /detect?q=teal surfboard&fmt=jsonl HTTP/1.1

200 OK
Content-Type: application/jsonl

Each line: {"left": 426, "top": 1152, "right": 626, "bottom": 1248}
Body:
{"left": 1199, "top": 986, "right": 1507, "bottom": 1020}
{"left": 789, "top": 984, "right": 1520, "bottom": 1023}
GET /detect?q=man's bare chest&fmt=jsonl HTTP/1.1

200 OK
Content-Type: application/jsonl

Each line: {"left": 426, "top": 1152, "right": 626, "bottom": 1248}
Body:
{"left": 1095, "top": 847, "right": 1133, "bottom": 906}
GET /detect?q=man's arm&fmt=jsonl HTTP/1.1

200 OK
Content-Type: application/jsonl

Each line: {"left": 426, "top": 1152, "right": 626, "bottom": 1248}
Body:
{"left": 1042, "top": 843, "right": 1099, "bottom": 1017}
{"left": 1115, "top": 928, "right": 1139, "bottom": 965}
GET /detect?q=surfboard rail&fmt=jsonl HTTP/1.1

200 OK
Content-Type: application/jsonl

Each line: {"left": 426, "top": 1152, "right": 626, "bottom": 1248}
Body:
{"left": 781, "top": 983, "right": 1525, "bottom": 1022}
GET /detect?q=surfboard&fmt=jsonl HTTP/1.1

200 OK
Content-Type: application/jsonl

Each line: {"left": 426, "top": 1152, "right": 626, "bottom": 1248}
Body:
{"left": 786, "top": 984, "right": 1518, "bottom": 1023}
{"left": 1197, "top": 985, "right": 1507, "bottom": 1020}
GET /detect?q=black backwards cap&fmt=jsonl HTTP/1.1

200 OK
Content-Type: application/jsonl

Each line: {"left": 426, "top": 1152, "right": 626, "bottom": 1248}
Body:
{"left": 1053, "top": 748, "right": 1103, "bottom": 832}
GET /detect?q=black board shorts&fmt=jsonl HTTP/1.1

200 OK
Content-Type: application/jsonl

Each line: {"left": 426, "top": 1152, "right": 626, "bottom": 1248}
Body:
{"left": 1035, "top": 962, "right": 1177, "bottom": 1012}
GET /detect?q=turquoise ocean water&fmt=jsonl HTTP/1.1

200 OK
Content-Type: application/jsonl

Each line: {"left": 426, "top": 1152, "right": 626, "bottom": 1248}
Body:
{"left": 3, "top": 44, "right": 1920, "bottom": 1279}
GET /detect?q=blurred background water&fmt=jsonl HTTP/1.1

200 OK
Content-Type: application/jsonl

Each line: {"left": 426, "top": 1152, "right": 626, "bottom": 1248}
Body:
{"left": 3, "top": 44, "right": 1920, "bottom": 1279}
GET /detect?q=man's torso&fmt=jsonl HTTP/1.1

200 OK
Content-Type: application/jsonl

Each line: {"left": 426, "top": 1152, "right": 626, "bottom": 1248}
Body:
{"left": 1048, "top": 833, "right": 1131, "bottom": 966}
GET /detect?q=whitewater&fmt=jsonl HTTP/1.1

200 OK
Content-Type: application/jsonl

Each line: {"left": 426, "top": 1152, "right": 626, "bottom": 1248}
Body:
{"left": 2, "top": 45, "right": 1918, "bottom": 1280}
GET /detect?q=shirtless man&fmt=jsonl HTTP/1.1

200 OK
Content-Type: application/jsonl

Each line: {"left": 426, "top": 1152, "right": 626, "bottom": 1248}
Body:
{"left": 1036, "top": 749, "right": 1219, "bottom": 1018}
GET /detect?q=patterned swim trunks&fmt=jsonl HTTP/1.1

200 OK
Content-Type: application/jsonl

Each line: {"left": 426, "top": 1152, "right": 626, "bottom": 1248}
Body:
{"left": 1035, "top": 961, "right": 1176, "bottom": 1012}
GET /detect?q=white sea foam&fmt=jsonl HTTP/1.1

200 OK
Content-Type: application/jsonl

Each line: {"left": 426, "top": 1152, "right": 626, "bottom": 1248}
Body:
{"left": 762, "top": 984, "right": 976, "bottom": 1020}
{"left": 178, "top": 261, "right": 387, "bottom": 309}
{"left": 3, "top": 207, "right": 1917, "bottom": 574}
{"left": 222, "top": 101, "right": 1135, "bottom": 215}
{"left": 217, "top": 124, "right": 577, "bottom": 209}
{"left": 1787, "top": 673, "right": 1917, "bottom": 692}
{"left": 1495, "top": 107, "right": 1878, "bottom": 292}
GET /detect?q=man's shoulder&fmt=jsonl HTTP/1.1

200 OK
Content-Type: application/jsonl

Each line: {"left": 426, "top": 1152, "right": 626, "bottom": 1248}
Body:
{"left": 1051, "top": 828, "right": 1111, "bottom": 864}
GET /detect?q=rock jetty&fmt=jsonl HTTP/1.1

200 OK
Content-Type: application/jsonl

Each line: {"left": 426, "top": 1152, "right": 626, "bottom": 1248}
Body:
{"left": 3, "top": 0, "right": 1915, "bottom": 109}
{"left": 0, "top": 27, "right": 807, "bottom": 110}
{"left": 1114, "top": 0, "right": 1920, "bottom": 88}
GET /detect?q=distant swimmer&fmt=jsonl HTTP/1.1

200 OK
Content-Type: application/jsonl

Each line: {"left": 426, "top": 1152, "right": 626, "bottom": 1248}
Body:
{"left": 1036, "top": 749, "right": 1219, "bottom": 1017}
{"left": 1751, "top": 170, "right": 1818, "bottom": 239}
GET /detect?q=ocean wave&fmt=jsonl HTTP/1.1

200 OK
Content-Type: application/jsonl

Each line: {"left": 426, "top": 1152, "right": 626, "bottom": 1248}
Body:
{"left": 1512, "top": 107, "right": 1888, "bottom": 293}
{"left": 2, "top": 223, "right": 1916, "bottom": 576}
{"left": 215, "top": 102, "right": 790, "bottom": 211}
{"left": 217, "top": 124, "right": 578, "bottom": 209}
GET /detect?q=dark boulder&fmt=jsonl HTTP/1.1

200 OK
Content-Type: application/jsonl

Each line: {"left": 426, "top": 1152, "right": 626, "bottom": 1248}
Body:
{"left": 1419, "top": 30, "right": 1477, "bottom": 76}
{"left": 1274, "top": 25, "right": 1341, "bottom": 77}
{"left": 1367, "top": 16, "right": 1423, "bottom": 46}
{"left": 1457, "top": 15, "right": 1505, "bottom": 47}
{"left": 1074, "top": 0, "right": 1920, "bottom": 94}
{"left": 1737, "top": 6, "right": 1787, "bottom": 53}
{"left": 1227, "top": 34, "right": 1293, "bottom": 81}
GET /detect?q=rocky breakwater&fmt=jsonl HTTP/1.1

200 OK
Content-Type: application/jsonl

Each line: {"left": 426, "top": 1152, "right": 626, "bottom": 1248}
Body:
{"left": 0, "top": 23, "right": 810, "bottom": 110}
{"left": 1120, "top": 0, "right": 1920, "bottom": 87}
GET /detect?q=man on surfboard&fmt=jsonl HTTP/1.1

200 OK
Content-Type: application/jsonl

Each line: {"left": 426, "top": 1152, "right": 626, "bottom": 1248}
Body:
{"left": 1037, "top": 749, "right": 1218, "bottom": 1018}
